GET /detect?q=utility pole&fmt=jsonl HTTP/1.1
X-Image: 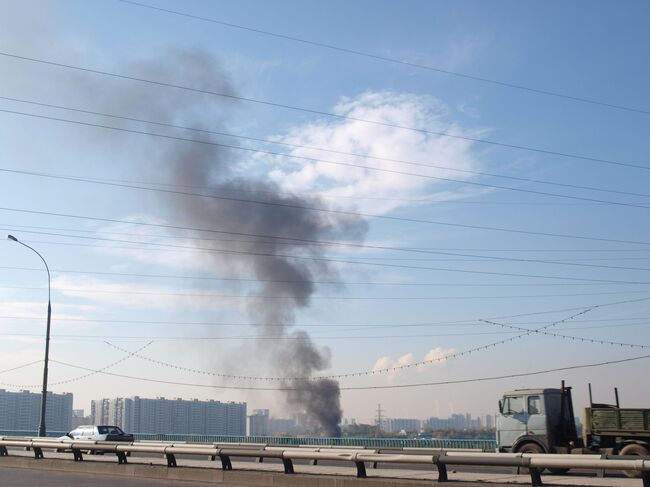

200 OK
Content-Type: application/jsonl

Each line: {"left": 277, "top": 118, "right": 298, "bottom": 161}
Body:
{"left": 375, "top": 403, "right": 384, "bottom": 437}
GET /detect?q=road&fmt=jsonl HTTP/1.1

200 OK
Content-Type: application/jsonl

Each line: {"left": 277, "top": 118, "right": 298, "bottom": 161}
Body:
{"left": 0, "top": 449, "right": 637, "bottom": 486}
{"left": 0, "top": 467, "right": 204, "bottom": 487}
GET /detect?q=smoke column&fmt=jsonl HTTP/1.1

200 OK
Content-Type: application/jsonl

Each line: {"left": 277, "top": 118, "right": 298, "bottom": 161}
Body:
{"left": 96, "top": 49, "right": 367, "bottom": 435}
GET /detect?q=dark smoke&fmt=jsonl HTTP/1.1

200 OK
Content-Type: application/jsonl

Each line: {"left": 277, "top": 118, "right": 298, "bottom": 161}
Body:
{"left": 96, "top": 49, "right": 367, "bottom": 436}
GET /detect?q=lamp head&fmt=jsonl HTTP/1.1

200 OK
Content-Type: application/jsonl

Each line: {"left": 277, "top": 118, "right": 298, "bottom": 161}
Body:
{"left": 7, "top": 234, "right": 18, "bottom": 242}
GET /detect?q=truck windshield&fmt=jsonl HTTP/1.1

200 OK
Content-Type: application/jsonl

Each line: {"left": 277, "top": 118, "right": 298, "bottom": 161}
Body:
{"left": 504, "top": 396, "right": 525, "bottom": 415}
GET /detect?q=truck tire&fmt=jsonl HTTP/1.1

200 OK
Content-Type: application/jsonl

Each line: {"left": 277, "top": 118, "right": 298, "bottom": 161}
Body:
{"left": 620, "top": 444, "right": 649, "bottom": 478}
{"left": 516, "top": 443, "right": 544, "bottom": 474}
{"left": 518, "top": 442, "right": 544, "bottom": 454}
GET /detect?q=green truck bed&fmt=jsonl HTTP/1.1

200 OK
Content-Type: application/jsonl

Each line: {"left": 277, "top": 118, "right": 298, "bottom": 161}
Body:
{"left": 587, "top": 408, "right": 650, "bottom": 436}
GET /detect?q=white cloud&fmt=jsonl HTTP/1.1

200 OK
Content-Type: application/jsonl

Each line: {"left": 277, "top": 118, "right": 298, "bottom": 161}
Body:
{"left": 373, "top": 347, "right": 456, "bottom": 377}
{"left": 263, "top": 91, "right": 486, "bottom": 214}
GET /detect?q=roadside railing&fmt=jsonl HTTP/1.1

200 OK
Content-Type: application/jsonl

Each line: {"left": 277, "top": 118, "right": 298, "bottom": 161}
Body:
{"left": 0, "top": 430, "right": 495, "bottom": 451}
{"left": 1, "top": 436, "right": 649, "bottom": 486}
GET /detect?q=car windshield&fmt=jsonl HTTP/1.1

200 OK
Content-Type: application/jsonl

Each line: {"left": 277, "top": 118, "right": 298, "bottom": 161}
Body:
{"left": 97, "top": 426, "right": 123, "bottom": 434}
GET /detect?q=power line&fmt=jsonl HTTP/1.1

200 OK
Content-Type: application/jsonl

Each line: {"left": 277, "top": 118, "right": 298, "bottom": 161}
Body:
{"left": 9, "top": 228, "right": 650, "bottom": 273}
{"left": 103, "top": 309, "right": 601, "bottom": 381}
{"left": 6, "top": 284, "right": 650, "bottom": 301}
{"left": 3, "top": 314, "right": 649, "bottom": 328}
{"left": 481, "top": 319, "right": 650, "bottom": 350}
{"left": 117, "top": 0, "right": 650, "bottom": 117}
{"left": 8, "top": 265, "right": 640, "bottom": 288}
{"left": 9, "top": 222, "right": 650, "bottom": 254}
{"left": 0, "top": 342, "right": 153, "bottom": 389}
{"left": 8, "top": 224, "right": 650, "bottom": 266}
{"left": 3, "top": 203, "right": 650, "bottom": 251}
{"left": 34, "top": 353, "right": 650, "bottom": 391}
{"left": 3, "top": 298, "right": 646, "bottom": 385}
{"left": 1, "top": 51, "right": 648, "bottom": 171}
{"left": 9, "top": 236, "right": 650, "bottom": 286}
{"left": 0, "top": 330, "right": 521, "bottom": 342}
{"left": 1, "top": 320, "right": 643, "bottom": 343}
{"left": 342, "top": 354, "right": 650, "bottom": 390}
{"left": 0, "top": 360, "right": 42, "bottom": 375}
{"left": 4, "top": 311, "right": 594, "bottom": 383}
{"left": 3, "top": 95, "right": 650, "bottom": 201}
{"left": 3, "top": 115, "right": 650, "bottom": 210}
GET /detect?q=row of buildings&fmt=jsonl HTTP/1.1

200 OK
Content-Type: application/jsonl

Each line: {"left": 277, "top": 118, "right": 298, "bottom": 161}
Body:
{"left": 91, "top": 397, "right": 247, "bottom": 436}
{"left": 424, "top": 413, "right": 494, "bottom": 431}
{"left": 373, "top": 414, "right": 495, "bottom": 434}
{"left": 0, "top": 389, "right": 73, "bottom": 432}
{"left": 0, "top": 388, "right": 495, "bottom": 437}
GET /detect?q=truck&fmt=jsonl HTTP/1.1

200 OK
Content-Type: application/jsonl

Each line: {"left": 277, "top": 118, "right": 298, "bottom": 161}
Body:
{"left": 496, "top": 381, "right": 650, "bottom": 477}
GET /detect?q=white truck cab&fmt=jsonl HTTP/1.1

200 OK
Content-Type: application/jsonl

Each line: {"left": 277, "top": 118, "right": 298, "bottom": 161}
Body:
{"left": 497, "top": 386, "right": 578, "bottom": 454}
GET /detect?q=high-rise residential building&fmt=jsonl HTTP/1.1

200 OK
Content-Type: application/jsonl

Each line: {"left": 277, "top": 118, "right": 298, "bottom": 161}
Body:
{"left": 90, "top": 396, "right": 246, "bottom": 435}
{"left": 386, "top": 418, "right": 421, "bottom": 433}
{"left": 0, "top": 389, "right": 73, "bottom": 432}
{"left": 247, "top": 409, "right": 269, "bottom": 436}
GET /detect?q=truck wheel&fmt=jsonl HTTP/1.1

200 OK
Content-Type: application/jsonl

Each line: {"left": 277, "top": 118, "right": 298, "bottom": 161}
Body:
{"left": 518, "top": 442, "right": 543, "bottom": 454}
{"left": 516, "top": 443, "right": 544, "bottom": 474}
{"left": 620, "top": 444, "right": 649, "bottom": 478}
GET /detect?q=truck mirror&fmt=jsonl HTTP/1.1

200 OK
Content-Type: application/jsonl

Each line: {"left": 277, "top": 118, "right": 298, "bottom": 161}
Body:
{"left": 498, "top": 399, "right": 503, "bottom": 413}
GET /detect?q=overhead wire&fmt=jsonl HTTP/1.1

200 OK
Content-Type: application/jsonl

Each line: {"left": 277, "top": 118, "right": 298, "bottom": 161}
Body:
{"left": 8, "top": 228, "right": 650, "bottom": 274}
{"left": 35, "top": 353, "right": 650, "bottom": 391}
{"left": 116, "top": 0, "right": 650, "bottom": 117}
{"left": 0, "top": 360, "right": 42, "bottom": 375}
{"left": 0, "top": 53, "right": 647, "bottom": 171}
{"left": 5, "top": 284, "right": 650, "bottom": 301}
{"left": 0, "top": 342, "right": 153, "bottom": 389}
{"left": 3, "top": 205, "right": 650, "bottom": 255}
{"left": 7, "top": 236, "right": 650, "bottom": 286}
{"left": 3, "top": 94, "right": 650, "bottom": 202}
{"left": 3, "top": 314, "right": 650, "bottom": 329}
{"left": 1, "top": 320, "right": 646, "bottom": 343}
{"left": 9, "top": 222, "right": 650, "bottom": 254}
{"left": 480, "top": 319, "right": 650, "bottom": 350}
{"left": 3, "top": 115, "right": 650, "bottom": 211}
{"left": 2, "top": 298, "right": 647, "bottom": 385}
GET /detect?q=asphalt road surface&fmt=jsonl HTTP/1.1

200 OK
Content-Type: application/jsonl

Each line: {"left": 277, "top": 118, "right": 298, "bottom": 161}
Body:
{"left": 0, "top": 467, "right": 207, "bottom": 487}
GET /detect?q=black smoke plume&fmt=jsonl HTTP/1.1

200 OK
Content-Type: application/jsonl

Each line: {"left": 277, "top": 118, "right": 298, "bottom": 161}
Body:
{"left": 96, "top": 49, "right": 366, "bottom": 435}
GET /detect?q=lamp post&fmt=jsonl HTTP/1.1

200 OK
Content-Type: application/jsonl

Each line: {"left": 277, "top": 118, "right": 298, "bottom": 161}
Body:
{"left": 8, "top": 234, "right": 52, "bottom": 437}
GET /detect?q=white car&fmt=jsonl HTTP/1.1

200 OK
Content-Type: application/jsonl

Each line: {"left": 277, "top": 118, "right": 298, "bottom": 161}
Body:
{"left": 59, "top": 425, "right": 134, "bottom": 442}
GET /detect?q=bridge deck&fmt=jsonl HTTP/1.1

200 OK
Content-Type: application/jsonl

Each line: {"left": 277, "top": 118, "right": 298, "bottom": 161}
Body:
{"left": 0, "top": 448, "right": 638, "bottom": 486}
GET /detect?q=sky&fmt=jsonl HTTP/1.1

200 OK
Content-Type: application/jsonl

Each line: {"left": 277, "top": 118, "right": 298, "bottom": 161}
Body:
{"left": 1, "top": 0, "right": 650, "bottom": 427}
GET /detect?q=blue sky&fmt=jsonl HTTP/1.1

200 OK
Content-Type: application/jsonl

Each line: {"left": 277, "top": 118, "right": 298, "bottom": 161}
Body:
{"left": 1, "top": 0, "right": 649, "bottom": 424}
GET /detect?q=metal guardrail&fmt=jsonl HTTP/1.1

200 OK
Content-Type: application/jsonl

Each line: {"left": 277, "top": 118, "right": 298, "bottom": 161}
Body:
{"left": 1, "top": 437, "right": 649, "bottom": 486}
{"left": 0, "top": 430, "right": 496, "bottom": 451}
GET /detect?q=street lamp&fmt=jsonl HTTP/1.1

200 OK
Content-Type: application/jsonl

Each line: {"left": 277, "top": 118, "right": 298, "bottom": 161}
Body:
{"left": 7, "top": 234, "right": 52, "bottom": 437}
